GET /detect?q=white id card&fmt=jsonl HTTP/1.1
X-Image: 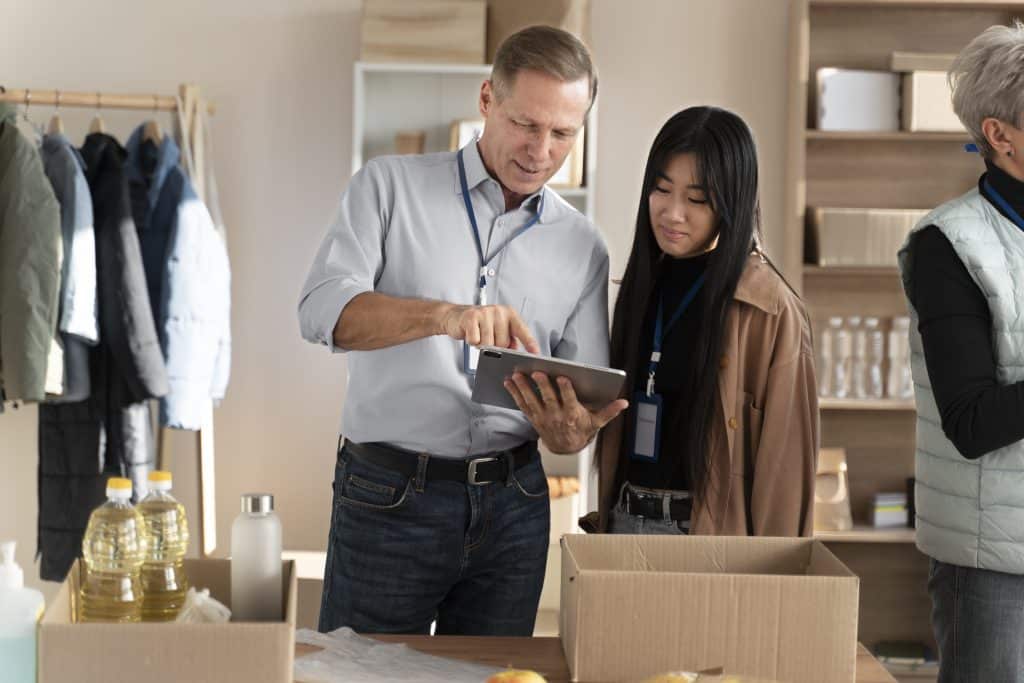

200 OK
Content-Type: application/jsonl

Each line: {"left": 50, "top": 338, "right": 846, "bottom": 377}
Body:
{"left": 464, "top": 342, "right": 480, "bottom": 375}
{"left": 631, "top": 392, "right": 663, "bottom": 462}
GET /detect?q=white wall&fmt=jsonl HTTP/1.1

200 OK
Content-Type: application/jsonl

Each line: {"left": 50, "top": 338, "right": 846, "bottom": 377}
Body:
{"left": 0, "top": 0, "right": 792, "bottom": 602}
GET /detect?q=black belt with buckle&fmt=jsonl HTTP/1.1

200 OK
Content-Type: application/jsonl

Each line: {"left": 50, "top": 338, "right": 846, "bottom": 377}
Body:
{"left": 343, "top": 440, "right": 537, "bottom": 486}
{"left": 626, "top": 488, "right": 692, "bottom": 522}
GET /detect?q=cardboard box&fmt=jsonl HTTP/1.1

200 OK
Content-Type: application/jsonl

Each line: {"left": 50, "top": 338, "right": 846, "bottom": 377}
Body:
{"left": 486, "top": 0, "right": 590, "bottom": 63}
{"left": 560, "top": 535, "right": 860, "bottom": 683}
{"left": 360, "top": 0, "right": 486, "bottom": 64}
{"left": 890, "top": 51, "right": 956, "bottom": 72}
{"left": 901, "top": 71, "right": 963, "bottom": 132}
{"left": 39, "top": 559, "right": 297, "bottom": 683}
{"left": 808, "top": 207, "right": 927, "bottom": 267}
{"left": 815, "top": 69, "right": 900, "bottom": 131}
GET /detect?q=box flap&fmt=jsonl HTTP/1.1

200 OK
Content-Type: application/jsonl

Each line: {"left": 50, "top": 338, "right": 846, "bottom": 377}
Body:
{"left": 562, "top": 534, "right": 822, "bottom": 576}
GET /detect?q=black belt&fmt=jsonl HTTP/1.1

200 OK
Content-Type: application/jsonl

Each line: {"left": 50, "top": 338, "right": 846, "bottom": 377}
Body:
{"left": 626, "top": 488, "right": 692, "bottom": 522}
{"left": 343, "top": 440, "right": 537, "bottom": 486}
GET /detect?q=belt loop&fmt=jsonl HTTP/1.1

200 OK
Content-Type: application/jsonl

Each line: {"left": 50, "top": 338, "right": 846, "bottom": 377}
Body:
{"left": 414, "top": 453, "right": 429, "bottom": 493}
{"left": 503, "top": 450, "right": 515, "bottom": 487}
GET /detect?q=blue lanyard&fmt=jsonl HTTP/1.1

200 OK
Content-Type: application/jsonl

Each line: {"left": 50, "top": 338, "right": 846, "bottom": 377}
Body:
{"left": 646, "top": 272, "right": 707, "bottom": 397}
{"left": 457, "top": 148, "right": 544, "bottom": 305}
{"left": 983, "top": 179, "right": 1024, "bottom": 233}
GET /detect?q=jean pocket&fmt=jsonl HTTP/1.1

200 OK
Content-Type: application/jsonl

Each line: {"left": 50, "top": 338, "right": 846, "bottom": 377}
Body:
{"left": 337, "top": 455, "right": 412, "bottom": 511}
{"left": 511, "top": 458, "right": 549, "bottom": 498}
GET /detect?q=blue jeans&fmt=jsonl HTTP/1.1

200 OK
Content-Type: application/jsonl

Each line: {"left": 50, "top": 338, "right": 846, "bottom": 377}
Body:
{"left": 929, "top": 558, "right": 1024, "bottom": 682}
{"left": 608, "top": 482, "right": 691, "bottom": 535}
{"left": 318, "top": 443, "right": 550, "bottom": 635}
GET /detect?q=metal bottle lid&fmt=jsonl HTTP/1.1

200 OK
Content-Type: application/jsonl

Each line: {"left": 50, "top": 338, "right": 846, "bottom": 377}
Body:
{"left": 241, "top": 493, "right": 274, "bottom": 514}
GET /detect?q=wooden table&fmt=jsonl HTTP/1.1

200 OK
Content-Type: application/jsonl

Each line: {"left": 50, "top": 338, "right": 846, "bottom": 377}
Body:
{"left": 296, "top": 636, "right": 897, "bottom": 682}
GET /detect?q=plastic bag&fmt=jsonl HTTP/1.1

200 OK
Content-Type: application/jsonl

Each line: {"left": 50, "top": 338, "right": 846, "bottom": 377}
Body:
{"left": 173, "top": 587, "right": 232, "bottom": 623}
{"left": 293, "top": 627, "right": 502, "bottom": 682}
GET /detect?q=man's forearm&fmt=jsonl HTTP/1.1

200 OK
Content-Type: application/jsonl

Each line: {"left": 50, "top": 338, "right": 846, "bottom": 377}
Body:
{"left": 334, "top": 292, "right": 456, "bottom": 351}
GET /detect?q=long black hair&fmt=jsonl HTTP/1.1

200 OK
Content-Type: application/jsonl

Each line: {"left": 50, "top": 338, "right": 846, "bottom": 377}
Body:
{"left": 609, "top": 106, "right": 764, "bottom": 502}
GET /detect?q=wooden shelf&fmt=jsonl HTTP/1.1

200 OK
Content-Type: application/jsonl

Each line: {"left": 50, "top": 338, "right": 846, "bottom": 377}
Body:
{"left": 356, "top": 61, "right": 492, "bottom": 75}
{"left": 812, "top": 0, "right": 1017, "bottom": 6}
{"left": 807, "top": 130, "right": 968, "bottom": 143}
{"left": 804, "top": 265, "right": 900, "bottom": 277}
{"left": 816, "top": 526, "right": 916, "bottom": 543}
{"left": 820, "top": 398, "right": 916, "bottom": 411}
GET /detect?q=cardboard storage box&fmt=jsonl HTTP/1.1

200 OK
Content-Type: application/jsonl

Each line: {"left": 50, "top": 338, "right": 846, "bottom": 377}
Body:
{"left": 808, "top": 207, "right": 927, "bottom": 267}
{"left": 361, "top": 0, "right": 486, "bottom": 64}
{"left": 560, "top": 535, "right": 860, "bottom": 683}
{"left": 890, "top": 51, "right": 956, "bottom": 72}
{"left": 39, "top": 558, "right": 297, "bottom": 683}
{"left": 901, "top": 71, "right": 963, "bottom": 132}
{"left": 486, "top": 0, "right": 590, "bottom": 63}
{"left": 815, "top": 69, "right": 900, "bottom": 131}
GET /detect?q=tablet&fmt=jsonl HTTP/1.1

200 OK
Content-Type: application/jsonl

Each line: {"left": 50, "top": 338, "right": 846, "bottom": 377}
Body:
{"left": 470, "top": 346, "right": 627, "bottom": 412}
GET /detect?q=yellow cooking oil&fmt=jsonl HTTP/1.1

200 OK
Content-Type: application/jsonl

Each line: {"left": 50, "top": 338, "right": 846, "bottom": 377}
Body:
{"left": 80, "top": 477, "right": 146, "bottom": 623}
{"left": 138, "top": 470, "right": 190, "bottom": 621}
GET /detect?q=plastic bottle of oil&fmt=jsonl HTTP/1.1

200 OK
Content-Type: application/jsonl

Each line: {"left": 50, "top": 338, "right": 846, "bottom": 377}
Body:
{"left": 80, "top": 477, "right": 147, "bottom": 623}
{"left": 138, "top": 470, "right": 190, "bottom": 621}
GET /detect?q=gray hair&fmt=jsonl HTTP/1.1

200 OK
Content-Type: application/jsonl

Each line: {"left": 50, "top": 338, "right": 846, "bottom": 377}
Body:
{"left": 950, "top": 21, "right": 1024, "bottom": 156}
{"left": 491, "top": 25, "right": 597, "bottom": 110}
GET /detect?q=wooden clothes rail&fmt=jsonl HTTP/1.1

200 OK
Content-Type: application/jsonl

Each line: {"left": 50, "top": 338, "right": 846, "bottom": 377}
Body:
{"left": 2, "top": 82, "right": 220, "bottom": 559}
{"left": 0, "top": 87, "right": 215, "bottom": 115}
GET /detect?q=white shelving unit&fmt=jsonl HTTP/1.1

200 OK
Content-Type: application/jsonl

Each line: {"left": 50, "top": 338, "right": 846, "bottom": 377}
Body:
{"left": 351, "top": 60, "right": 601, "bottom": 531}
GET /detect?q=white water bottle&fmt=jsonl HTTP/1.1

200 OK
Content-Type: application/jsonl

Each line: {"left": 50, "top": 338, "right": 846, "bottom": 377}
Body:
{"left": 0, "top": 541, "right": 45, "bottom": 683}
{"left": 230, "top": 493, "right": 282, "bottom": 622}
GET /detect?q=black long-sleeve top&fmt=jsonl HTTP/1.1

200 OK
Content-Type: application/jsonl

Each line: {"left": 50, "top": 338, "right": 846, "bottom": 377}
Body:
{"left": 906, "top": 160, "right": 1024, "bottom": 459}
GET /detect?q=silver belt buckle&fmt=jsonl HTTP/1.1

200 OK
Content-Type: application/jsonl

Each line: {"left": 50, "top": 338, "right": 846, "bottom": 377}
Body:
{"left": 467, "top": 456, "right": 499, "bottom": 485}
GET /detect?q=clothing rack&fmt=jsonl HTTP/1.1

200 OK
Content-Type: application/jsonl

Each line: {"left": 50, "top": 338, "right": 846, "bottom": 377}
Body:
{"left": 3, "top": 83, "right": 220, "bottom": 559}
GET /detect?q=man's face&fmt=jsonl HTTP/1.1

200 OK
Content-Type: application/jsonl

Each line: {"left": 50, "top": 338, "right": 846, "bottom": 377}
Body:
{"left": 477, "top": 69, "right": 590, "bottom": 197}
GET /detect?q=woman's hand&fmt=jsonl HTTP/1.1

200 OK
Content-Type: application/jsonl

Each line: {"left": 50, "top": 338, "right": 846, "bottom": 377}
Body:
{"left": 504, "top": 372, "right": 628, "bottom": 453}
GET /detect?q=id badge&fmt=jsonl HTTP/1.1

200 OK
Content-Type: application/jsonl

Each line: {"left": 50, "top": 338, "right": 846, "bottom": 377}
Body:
{"left": 630, "top": 391, "right": 663, "bottom": 462}
{"left": 464, "top": 342, "right": 480, "bottom": 375}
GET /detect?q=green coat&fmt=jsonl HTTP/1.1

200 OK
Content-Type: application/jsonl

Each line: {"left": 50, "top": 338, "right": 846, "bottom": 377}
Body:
{"left": 0, "top": 103, "right": 62, "bottom": 401}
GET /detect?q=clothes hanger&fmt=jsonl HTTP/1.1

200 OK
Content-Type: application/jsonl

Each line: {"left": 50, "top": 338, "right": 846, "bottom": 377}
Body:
{"left": 46, "top": 90, "right": 64, "bottom": 135}
{"left": 142, "top": 94, "right": 163, "bottom": 144}
{"left": 88, "top": 92, "right": 105, "bottom": 134}
{"left": 20, "top": 89, "right": 43, "bottom": 138}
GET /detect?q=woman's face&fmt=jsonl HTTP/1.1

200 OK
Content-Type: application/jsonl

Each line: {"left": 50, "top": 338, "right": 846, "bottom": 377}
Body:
{"left": 648, "top": 153, "right": 719, "bottom": 259}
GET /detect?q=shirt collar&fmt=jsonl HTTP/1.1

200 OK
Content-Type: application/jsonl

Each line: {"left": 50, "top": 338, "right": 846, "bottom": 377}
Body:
{"left": 453, "top": 139, "right": 555, "bottom": 223}
{"left": 124, "top": 123, "right": 181, "bottom": 209}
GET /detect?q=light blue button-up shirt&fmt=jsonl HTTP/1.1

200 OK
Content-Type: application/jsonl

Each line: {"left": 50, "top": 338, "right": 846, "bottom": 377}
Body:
{"left": 299, "top": 141, "right": 610, "bottom": 457}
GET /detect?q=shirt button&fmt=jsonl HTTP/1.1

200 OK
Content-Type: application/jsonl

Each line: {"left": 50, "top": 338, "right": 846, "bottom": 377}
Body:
{"left": 728, "top": 417, "right": 738, "bottom": 430}
{"left": 487, "top": 268, "right": 496, "bottom": 277}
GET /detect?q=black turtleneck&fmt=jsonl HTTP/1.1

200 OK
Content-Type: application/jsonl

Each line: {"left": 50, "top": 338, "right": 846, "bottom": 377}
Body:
{"left": 907, "top": 160, "right": 1024, "bottom": 459}
{"left": 624, "top": 250, "right": 711, "bottom": 490}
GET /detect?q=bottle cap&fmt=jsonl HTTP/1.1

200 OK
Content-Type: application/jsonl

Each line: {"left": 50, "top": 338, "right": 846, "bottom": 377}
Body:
{"left": 0, "top": 541, "right": 24, "bottom": 589}
{"left": 147, "top": 470, "right": 173, "bottom": 491}
{"left": 241, "top": 493, "right": 274, "bottom": 514}
{"left": 106, "top": 477, "right": 133, "bottom": 501}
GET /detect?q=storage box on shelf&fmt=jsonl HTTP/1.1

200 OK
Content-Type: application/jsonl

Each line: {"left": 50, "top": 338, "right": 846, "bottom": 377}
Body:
{"left": 785, "top": 4, "right": 1023, "bottom": 679}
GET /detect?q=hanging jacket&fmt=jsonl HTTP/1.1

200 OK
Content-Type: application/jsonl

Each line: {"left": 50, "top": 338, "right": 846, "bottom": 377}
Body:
{"left": 36, "top": 133, "right": 166, "bottom": 581}
{"left": 0, "top": 103, "right": 62, "bottom": 402}
{"left": 41, "top": 132, "right": 99, "bottom": 403}
{"left": 125, "top": 127, "right": 230, "bottom": 430}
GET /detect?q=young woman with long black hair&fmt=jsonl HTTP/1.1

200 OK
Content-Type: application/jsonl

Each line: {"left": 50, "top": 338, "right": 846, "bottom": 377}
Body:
{"left": 581, "top": 106, "right": 819, "bottom": 536}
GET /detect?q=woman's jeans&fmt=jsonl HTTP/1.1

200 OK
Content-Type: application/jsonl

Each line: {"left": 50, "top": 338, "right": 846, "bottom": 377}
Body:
{"left": 929, "top": 557, "right": 1024, "bottom": 682}
{"left": 608, "top": 481, "right": 691, "bottom": 535}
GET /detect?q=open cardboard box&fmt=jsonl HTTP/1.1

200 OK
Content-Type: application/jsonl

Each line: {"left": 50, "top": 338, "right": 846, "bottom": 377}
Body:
{"left": 560, "top": 535, "right": 860, "bottom": 683}
{"left": 39, "top": 558, "right": 297, "bottom": 683}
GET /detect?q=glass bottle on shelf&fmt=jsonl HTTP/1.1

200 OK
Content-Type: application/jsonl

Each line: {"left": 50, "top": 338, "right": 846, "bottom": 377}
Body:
{"left": 817, "top": 319, "right": 834, "bottom": 398}
{"left": 887, "top": 316, "right": 914, "bottom": 400}
{"left": 864, "top": 317, "right": 885, "bottom": 399}
{"left": 849, "top": 316, "right": 867, "bottom": 399}
{"left": 831, "top": 317, "right": 852, "bottom": 399}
